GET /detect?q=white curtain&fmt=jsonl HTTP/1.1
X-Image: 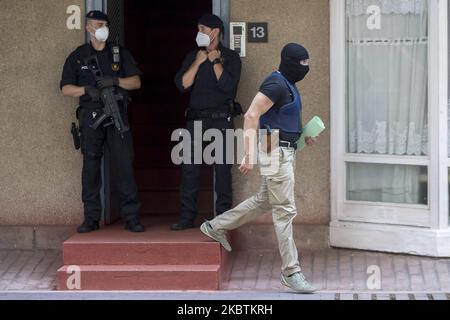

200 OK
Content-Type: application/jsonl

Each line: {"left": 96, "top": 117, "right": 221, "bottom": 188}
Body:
{"left": 346, "top": 0, "right": 428, "bottom": 205}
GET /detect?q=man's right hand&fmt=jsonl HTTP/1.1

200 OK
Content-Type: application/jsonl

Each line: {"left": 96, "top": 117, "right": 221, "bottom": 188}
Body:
{"left": 85, "top": 85, "right": 101, "bottom": 102}
{"left": 195, "top": 50, "right": 208, "bottom": 65}
{"left": 181, "top": 50, "right": 208, "bottom": 90}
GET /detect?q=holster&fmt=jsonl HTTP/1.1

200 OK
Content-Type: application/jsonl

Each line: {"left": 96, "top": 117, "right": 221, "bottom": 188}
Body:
{"left": 71, "top": 107, "right": 82, "bottom": 151}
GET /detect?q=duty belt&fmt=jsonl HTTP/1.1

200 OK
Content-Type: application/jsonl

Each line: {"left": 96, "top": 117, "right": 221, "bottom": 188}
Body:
{"left": 186, "top": 108, "right": 232, "bottom": 121}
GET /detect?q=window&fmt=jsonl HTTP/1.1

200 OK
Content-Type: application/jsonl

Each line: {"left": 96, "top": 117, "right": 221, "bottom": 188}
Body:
{"left": 331, "top": 0, "right": 450, "bottom": 256}
{"left": 345, "top": 0, "right": 429, "bottom": 206}
{"left": 347, "top": 163, "right": 428, "bottom": 205}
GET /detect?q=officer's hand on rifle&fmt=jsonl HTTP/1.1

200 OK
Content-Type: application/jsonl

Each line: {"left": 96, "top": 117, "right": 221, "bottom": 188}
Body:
{"left": 96, "top": 76, "right": 120, "bottom": 90}
{"left": 84, "top": 85, "right": 101, "bottom": 102}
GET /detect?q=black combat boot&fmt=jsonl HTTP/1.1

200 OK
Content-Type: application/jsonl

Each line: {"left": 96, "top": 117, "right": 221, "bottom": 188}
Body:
{"left": 77, "top": 219, "right": 100, "bottom": 233}
{"left": 125, "top": 217, "right": 145, "bottom": 233}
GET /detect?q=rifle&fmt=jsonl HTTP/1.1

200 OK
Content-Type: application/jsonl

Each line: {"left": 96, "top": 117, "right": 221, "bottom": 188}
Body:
{"left": 83, "top": 54, "right": 129, "bottom": 138}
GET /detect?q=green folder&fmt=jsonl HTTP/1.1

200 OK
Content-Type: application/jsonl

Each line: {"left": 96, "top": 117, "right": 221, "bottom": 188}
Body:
{"left": 297, "top": 116, "right": 326, "bottom": 151}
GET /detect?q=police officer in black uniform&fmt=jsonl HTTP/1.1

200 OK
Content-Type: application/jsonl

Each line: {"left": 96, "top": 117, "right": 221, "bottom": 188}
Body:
{"left": 172, "top": 14, "right": 242, "bottom": 230}
{"left": 60, "top": 11, "right": 145, "bottom": 233}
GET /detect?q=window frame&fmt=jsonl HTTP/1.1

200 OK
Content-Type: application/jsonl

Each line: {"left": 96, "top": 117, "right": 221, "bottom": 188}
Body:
{"left": 330, "top": 0, "right": 449, "bottom": 229}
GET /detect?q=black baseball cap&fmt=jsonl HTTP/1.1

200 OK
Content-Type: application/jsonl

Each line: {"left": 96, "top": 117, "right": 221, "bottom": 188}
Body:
{"left": 198, "top": 13, "right": 224, "bottom": 34}
{"left": 86, "top": 10, "right": 110, "bottom": 24}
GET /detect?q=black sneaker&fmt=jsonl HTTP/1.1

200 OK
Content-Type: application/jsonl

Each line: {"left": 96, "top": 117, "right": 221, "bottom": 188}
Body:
{"left": 170, "top": 221, "right": 195, "bottom": 231}
{"left": 77, "top": 219, "right": 100, "bottom": 234}
{"left": 125, "top": 218, "right": 145, "bottom": 233}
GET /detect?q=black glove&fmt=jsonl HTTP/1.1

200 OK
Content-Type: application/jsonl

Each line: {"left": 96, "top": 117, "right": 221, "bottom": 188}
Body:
{"left": 233, "top": 102, "right": 244, "bottom": 117}
{"left": 84, "top": 85, "right": 100, "bottom": 102}
{"left": 96, "top": 76, "right": 119, "bottom": 90}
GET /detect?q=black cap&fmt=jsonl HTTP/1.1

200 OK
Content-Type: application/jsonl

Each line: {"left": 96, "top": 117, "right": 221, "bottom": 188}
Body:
{"left": 198, "top": 14, "right": 224, "bottom": 33}
{"left": 86, "top": 10, "right": 110, "bottom": 24}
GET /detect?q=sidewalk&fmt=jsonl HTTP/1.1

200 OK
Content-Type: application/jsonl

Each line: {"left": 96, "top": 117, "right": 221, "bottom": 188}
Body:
{"left": 1, "top": 248, "right": 450, "bottom": 294}
{"left": 0, "top": 250, "right": 61, "bottom": 291}
{"left": 0, "top": 291, "right": 449, "bottom": 300}
{"left": 223, "top": 249, "right": 450, "bottom": 292}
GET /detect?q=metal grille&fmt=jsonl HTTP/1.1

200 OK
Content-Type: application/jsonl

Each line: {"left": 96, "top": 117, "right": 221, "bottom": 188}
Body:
{"left": 106, "top": 0, "right": 124, "bottom": 46}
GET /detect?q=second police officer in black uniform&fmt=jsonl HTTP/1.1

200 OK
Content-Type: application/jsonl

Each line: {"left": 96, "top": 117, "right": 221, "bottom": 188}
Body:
{"left": 60, "top": 11, "right": 145, "bottom": 233}
{"left": 172, "top": 14, "right": 242, "bottom": 230}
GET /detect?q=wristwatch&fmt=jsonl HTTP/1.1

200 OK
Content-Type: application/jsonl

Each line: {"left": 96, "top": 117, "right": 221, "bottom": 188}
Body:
{"left": 212, "top": 58, "right": 222, "bottom": 66}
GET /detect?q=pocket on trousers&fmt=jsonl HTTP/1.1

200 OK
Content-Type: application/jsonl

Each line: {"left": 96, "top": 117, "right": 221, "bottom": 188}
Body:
{"left": 259, "top": 146, "right": 282, "bottom": 176}
{"left": 267, "top": 176, "right": 290, "bottom": 205}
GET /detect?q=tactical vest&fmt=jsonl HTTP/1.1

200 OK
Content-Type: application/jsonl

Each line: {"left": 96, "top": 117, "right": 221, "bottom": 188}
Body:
{"left": 259, "top": 72, "right": 303, "bottom": 135}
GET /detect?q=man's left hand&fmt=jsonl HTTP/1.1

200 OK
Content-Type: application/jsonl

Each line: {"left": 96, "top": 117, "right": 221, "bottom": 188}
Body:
{"left": 305, "top": 136, "right": 319, "bottom": 147}
{"left": 96, "top": 76, "right": 120, "bottom": 89}
{"left": 208, "top": 50, "right": 221, "bottom": 63}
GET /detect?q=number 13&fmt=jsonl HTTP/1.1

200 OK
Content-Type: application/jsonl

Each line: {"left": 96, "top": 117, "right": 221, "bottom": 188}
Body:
{"left": 251, "top": 26, "right": 265, "bottom": 39}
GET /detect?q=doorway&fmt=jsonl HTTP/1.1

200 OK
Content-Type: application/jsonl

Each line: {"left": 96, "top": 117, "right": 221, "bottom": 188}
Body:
{"left": 122, "top": 0, "right": 214, "bottom": 224}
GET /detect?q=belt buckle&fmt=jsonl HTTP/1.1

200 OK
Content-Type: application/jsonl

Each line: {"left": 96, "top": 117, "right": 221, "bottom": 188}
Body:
{"left": 281, "top": 140, "right": 295, "bottom": 149}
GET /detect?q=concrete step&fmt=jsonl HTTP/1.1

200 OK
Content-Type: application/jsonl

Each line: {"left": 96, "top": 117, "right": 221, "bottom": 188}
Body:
{"left": 62, "top": 233, "right": 223, "bottom": 266}
{"left": 57, "top": 264, "right": 221, "bottom": 291}
{"left": 57, "top": 216, "right": 230, "bottom": 291}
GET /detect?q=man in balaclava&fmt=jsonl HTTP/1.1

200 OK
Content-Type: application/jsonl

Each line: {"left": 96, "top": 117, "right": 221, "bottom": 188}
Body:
{"left": 172, "top": 14, "right": 242, "bottom": 231}
{"left": 200, "top": 43, "right": 319, "bottom": 294}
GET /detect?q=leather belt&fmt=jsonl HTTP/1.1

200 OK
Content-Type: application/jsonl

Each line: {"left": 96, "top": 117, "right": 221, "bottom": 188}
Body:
{"left": 279, "top": 140, "right": 298, "bottom": 150}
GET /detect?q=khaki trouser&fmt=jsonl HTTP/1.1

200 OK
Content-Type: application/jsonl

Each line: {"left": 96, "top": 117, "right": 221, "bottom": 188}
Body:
{"left": 209, "top": 147, "right": 301, "bottom": 277}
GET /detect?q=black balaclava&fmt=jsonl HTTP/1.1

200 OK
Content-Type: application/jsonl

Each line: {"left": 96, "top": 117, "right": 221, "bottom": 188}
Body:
{"left": 279, "top": 43, "right": 310, "bottom": 83}
{"left": 198, "top": 14, "right": 225, "bottom": 38}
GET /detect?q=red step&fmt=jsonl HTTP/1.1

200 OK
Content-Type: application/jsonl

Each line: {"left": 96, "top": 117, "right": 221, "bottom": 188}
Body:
{"left": 57, "top": 216, "right": 229, "bottom": 291}
{"left": 57, "top": 265, "right": 220, "bottom": 291}
{"left": 61, "top": 226, "right": 222, "bottom": 266}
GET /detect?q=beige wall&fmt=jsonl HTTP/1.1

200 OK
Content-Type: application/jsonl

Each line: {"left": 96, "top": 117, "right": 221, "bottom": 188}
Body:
{"left": 231, "top": 0, "right": 331, "bottom": 225}
{"left": 0, "top": 0, "right": 85, "bottom": 225}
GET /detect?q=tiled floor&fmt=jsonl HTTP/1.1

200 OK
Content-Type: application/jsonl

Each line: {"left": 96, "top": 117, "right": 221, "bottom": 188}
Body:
{"left": 1, "top": 248, "right": 450, "bottom": 292}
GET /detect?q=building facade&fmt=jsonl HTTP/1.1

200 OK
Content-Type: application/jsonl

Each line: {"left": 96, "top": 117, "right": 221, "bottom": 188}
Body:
{"left": 0, "top": 0, "right": 449, "bottom": 257}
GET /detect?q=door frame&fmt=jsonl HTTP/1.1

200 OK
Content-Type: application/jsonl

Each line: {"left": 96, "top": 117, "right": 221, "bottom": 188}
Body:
{"left": 86, "top": 0, "right": 231, "bottom": 224}
{"left": 329, "top": 0, "right": 450, "bottom": 256}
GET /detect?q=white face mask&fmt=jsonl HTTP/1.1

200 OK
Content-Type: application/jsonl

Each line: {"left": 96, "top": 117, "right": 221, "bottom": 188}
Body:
{"left": 91, "top": 26, "right": 109, "bottom": 42}
{"left": 196, "top": 31, "right": 213, "bottom": 48}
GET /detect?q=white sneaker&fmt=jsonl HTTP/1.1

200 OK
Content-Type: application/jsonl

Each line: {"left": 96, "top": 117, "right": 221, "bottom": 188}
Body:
{"left": 281, "top": 272, "right": 317, "bottom": 294}
{"left": 200, "top": 221, "right": 232, "bottom": 252}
